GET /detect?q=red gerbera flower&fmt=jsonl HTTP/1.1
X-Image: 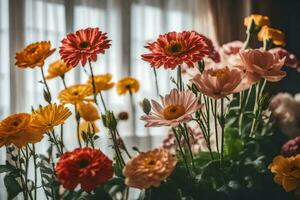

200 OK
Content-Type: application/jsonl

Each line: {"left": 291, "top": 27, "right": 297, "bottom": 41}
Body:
{"left": 141, "top": 31, "right": 212, "bottom": 69}
{"left": 59, "top": 27, "right": 111, "bottom": 67}
{"left": 55, "top": 147, "right": 113, "bottom": 192}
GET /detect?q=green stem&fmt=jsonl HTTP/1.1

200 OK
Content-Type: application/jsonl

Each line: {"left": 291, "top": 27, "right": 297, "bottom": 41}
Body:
{"left": 99, "top": 92, "right": 107, "bottom": 112}
{"left": 88, "top": 61, "right": 98, "bottom": 105}
{"left": 60, "top": 75, "right": 68, "bottom": 89}
{"left": 172, "top": 128, "right": 191, "bottom": 176}
{"left": 153, "top": 68, "right": 160, "bottom": 95}
{"left": 40, "top": 66, "right": 52, "bottom": 104}
{"left": 75, "top": 104, "right": 82, "bottom": 147}
{"left": 213, "top": 99, "right": 220, "bottom": 154}
{"left": 32, "top": 145, "right": 37, "bottom": 200}
{"left": 220, "top": 98, "right": 225, "bottom": 165}
{"left": 182, "top": 123, "right": 195, "bottom": 170}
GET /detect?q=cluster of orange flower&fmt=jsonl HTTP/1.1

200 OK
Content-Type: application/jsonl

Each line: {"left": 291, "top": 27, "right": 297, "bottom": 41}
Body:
{"left": 0, "top": 13, "right": 298, "bottom": 197}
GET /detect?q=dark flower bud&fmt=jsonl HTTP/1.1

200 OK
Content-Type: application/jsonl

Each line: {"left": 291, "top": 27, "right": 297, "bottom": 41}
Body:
{"left": 281, "top": 136, "right": 300, "bottom": 157}
{"left": 118, "top": 111, "right": 129, "bottom": 120}
{"left": 142, "top": 98, "right": 151, "bottom": 115}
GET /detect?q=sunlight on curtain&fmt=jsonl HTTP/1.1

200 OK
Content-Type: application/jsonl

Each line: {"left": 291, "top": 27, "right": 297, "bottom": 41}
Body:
{"left": 0, "top": 0, "right": 9, "bottom": 199}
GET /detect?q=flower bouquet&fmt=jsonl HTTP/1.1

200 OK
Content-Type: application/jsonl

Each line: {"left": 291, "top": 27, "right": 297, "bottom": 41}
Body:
{"left": 1, "top": 14, "right": 300, "bottom": 200}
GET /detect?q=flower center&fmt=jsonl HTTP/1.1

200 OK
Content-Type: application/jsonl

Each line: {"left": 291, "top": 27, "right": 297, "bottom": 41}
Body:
{"left": 79, "top": 41, "right": 89, "bottom": 49}
{"left": 78, "top": 159, "right": 90, "bottom": 168}
{"left": 28, "top": 46, "right": 38, "bottom": 54}
{"left": 72, "top": 91, "right": 79, "bottom": 96}
{"left": 163, "top": 105, "right": 185, "bottom": 120}
{"left": 209, "top": 69, "right": 227, "bottom": 78}
{"left": 10, "top": 118, "right": 22, "bottom": 127}
{"left": 147, "top": 159, "right": 156, "bottom": 166}
{"left": 166, "top": 41, "right": 185, "bottom": 55}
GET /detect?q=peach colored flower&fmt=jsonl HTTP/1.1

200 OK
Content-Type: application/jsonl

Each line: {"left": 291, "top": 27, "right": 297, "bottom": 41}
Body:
{"left": 123, "top": 148, "right": 177, "bottom": 189}
{"left": 192, "top": 67, "right": 246, "bottom": 99}
{"left": 239, "top": 49, "right": 286, "bottom": 82}
{"left": 221, "top": 41, "right": 243, "bottom": 56}
{"left": 269, "top": 47, "right": 299, "bottom": 68}
{"left": 140, "top": 89, "right": 202, "bottom": 127}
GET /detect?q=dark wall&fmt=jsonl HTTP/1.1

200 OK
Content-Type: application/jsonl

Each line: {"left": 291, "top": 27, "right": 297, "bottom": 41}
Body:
{"left": 251, "top": 0, "right": 300, "bottom": 94}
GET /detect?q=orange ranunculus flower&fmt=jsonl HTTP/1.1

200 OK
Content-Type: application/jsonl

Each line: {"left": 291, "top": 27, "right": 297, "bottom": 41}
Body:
{"left": 0, "top": 113, "right": 45, "bottom": 148}
{"left": 258, "top": 26, "right": 285, "bottom": 46}
{"left": 244, "top": 14, "right": 270, "bottom": 29}
{"left": 46, "top": 60, "right": 71, "bottom": 80}
{"left": 123, "top": 148, "right": 177, "bottom": 189}
{"left": 31, "top": 103, "right": 72, "bottom": 131}
{"left": 55, "top": 147, "right": 113, "bottom": 192}
{"left": 58, "top": 84, "right": 93, "bottom": 105}
{"left": 269, "top": 155, "right": 300, "bottom": 192}
{"left": 87, "top": 74, "right": 114, "bottom": 92}
{"left": 77, "top": 102, "right": 100, "bottom": 122}
{"left": 15, "top": 41, "right": 56, "bottom": 68}
{"left": 116, "top": 77, "right": 140, "bottom": 95}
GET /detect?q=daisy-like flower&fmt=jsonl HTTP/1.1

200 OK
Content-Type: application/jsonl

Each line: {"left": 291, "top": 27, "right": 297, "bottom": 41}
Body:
{"left": 192, "top": 67, "right": 248, "bottom": 99}
{"left": 239, "top": 49, "right": 286, "bottom": 82}
{"left": 141, "top": 31, "right": 211, "bottom": 69}
{"left": 15, "top": 41, "right": 56, "bottom": 68}
{"left": 59, "top": 27, "right": 111, "bottom": 67}
{"left": 123, "top": 148, "right": 177, "bottom": 189}
{"left": 77, "top": 102, "right": 100, "bottom": 122}
{"left": 31, "top": 104, "right": 72, "bottom": 131}
{"left": 141, "top": 89, "right": 202, "bottom": 127}
{"left": 0, "top": 113, "right": 45, "bottom": 148}
{"left": 58, "top": 84, "right": 93, "bottom": 105}
{"left": 269, "top": 155, "right": 300, "bottom": 192}
{"left": 87, "top": 73, "right": 114, "bottom": 93}
{"left": 46, "top": 60, "right": 72, "bottom": 80}
{"left": 55, "top": 147, "right": 113, "bottom": 192}
{"left": 116, "top": 77, "right": 140, "bottom": 95}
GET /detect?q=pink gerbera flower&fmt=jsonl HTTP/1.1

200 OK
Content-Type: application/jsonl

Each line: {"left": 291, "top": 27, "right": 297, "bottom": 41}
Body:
{"left": 141, "top": 31, "right": 211, "bottom": 69}
{"left": 59, "top": 27, "right": 111, "bottom": 67}
{"left": 140, "top": 89, "right": 202, "bottom": 127}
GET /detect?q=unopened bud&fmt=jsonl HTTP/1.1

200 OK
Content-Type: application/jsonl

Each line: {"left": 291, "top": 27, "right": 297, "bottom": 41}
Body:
{"left": 118, "top": 111, "right": 129, "bottom": 120}
{"left": 142, "top": 98, "right": 151, "bottom": 115}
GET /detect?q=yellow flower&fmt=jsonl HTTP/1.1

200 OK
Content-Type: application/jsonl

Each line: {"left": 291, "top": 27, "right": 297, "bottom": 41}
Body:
{"left": 87, "top": 74, "right": 115, "bottom": 92}
{"left": 79, "top": 121, "right": 100, "bottom": 140}
{"left": 0, "top": 113, "right": 45, "bottom": 148}
{"left": 31, "top": 103, "right": 72, "bottom": 131}
{"left": 244, "top": 14, "right": 270, "bottom": 29}
{"left": 77, "top": 102, "right": 100, "bottom": 122}
{"left": 15, "top": 41, "right": 56, "bottom": 68}
{"left": 269, "top": 155, "right": 300, "bottom": 192}
{"left": 58, "top": 84, "right": 93, "bottom": 105}
{"left": 116, "top": 77, "right": 140, "bottom": 95}
{"left": 46, "top": 60, "right": 71, "bottom": 80}
{"left": 123, "top": 148, "right": 177, "bottom": 189}
{"left": 258, "top": 26, "right": 285, "bottom": 46}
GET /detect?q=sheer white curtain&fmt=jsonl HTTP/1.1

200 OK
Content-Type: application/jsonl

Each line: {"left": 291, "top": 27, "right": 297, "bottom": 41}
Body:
{"left": 0, "top": 0, "right": 215, "bottom": 197}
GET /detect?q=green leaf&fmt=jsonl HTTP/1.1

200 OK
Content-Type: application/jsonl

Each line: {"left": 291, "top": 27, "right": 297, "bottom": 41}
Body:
{"left": 4, "top": 174, "right": 22, "bottom": 200}
{"left": 0, "top": 165, "right": 14, "bottom": 174}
